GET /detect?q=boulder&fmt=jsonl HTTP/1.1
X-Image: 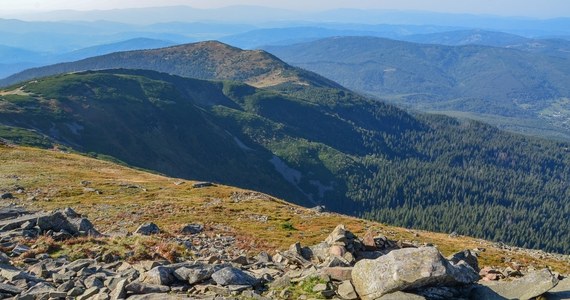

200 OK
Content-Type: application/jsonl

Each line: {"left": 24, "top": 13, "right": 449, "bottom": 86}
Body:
{"left": 211, "top": 266, "right": 257, "bottom": 286}
{"left": 0, "top": 193, "right": 14, "bottom": 199}
{"left": 125, "top": 282, "right": 170, "bottom": 294}
{"left": 192, "top": 182, "right": 214, "bottom": 188}
{"left": 127, "top": 293, "right": 190, "bottom": 300}
{"left": 351, "top": 247, "right": 479, "bottom": 300}
{"left": 21, "top": 282, "right": 56, "bottom": 298}
{"left": 469, "top": 268, "right": 559, "bottom": 300}
{"left": 142, "top": 266, "right": 174, "bottom": 286}
{"left": 180, "top": 224, "right": 204, "bottom": 234}
{"left": 84, "top": 275, "right": 105, "bottom": 289}
{"left": 325, "top": 224, "right": 348, "bottom": 246}
{"left": 134, "top": 223, "right": 160, "bottom": 235}
{"left": 321, "top": 267, "right": 353, "bottom": 281}
{"left": 64, "top": 259, "right": 96, "bottom": 272}
{"left": 109, "top": 278, "right": 127, "bottom": 300}
{"left": 308, "top": 242, "right": 330, "bottom": 262}
{"left": 173, "top": 265, "right": 217, "bottom": 284}
{"left": 447, "top": 249, "right": 479, "bottom": 272}
{"left": 77, "top": 286, "right": 100, "bottom": 300}
{"left": 0, "top": 282, "right": 23, "bottom": 295}
{"left": 337, "top": 280, "right": 358, "bottom": 299}
{"left": 546, "top": 277, "right": 570, "bottom": 300}
{"left": 378, "top": 291, "right": 426, "bottom": 299}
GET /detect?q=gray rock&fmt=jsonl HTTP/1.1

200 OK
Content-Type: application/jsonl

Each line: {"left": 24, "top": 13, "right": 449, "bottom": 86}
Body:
{"left": 104, "top": 277, "right": 124, "bottom": 290}
{"left": 352, "top": 247, "right": 479, "bottom": 300}
{"left": 308, "top": 242, "right": 331, "bottom": 262}
{"left": 321, "top": 267, "right": 353, "bottom": 281}
{"left": 56, "top": 280, "right": 75, "bottom": 292}
{"left": 134, "top": 223, "right": 160, "bottom": 235}
{"left": 0, "top": 251, "right": 10, "bottom": 264}
{"left": 0, "top": 193, "right": 14, "bottom": 199}
{"left": 337, "top": 280, "right": 358, "bottom": 300}
{"left": 36, "top": 212, "right": 77, "bottom": 234}
{"left": 84, "top": 275, "right": 105, "bottom": 289}
{"left": 21, "top": 282, "right": 56, "bottom": 297}
{"left": 27, "top": 261, "right": 49, "bottom": 278}
{"left": 325, "top": 224, "right": 348, "bottom": 246}
{"left": 0, "top": 267, "right": 39, "bottom": 282}
{"left": 52, "top": 271, "right": 74, "bottom": 283}
{"left": 63, "top": 259, "right": 96, "bottom": 272}
{"left": 125, "top": 281, "right": 171, "bottom": 294}
{"left": 77, "top": 286, "right": 100, "bottom": 300}
{"left": 180, "top": 224, "right": 203, "bottom": 234}
{"left": 0, "top": 211, "right": 46, "bottom": 231}
{"left": 142, "top": 266, "right": 174, "bottom": 286}
{"left": 134, "top": 260, "right": 163, "bottom": 273}
{"left": 192, "top": 182, "right": 214, "bottom": 188}
{"left": 11, "top": 244, "right": 31, "bottom": 255}
{"left": 61, "top": 207, "right": 79, "bottom": 218}
{"left": 68, "top": 217, "right": 100, "bottom": 236}
{"left": 48, "top": 291, "right": 68, "bottom": 298}
{"left": 109, "top": 278, "right": 127, "bottom": 300}
{"left": 470, "top": 268, "right": 559, "bottom": 300}
{"left": 378, "top": 291, "right": 426, "bottom": 299}
{"left": 312, "top": 283, "right": 328, "bottom": 292}
{"left": 211, "top": 266, "right": 257, "bottom": 286}
{"left": 92, "top": 292, "right": 111, "bottom": 300}
{"left": 127, "top": 293, "right": 188, "bottom": 300}
{"left": 447, "top": 249, "right": 480, "bottom": 272}
{"left": 417, "top": 286, "right": 463, "bottom": 299}
{"left": 67, "top": 286, "right": 85, "bottom": 296}
{"left": 255, "top": 251, "right": 272, "bottom": 263}
{"left": 321, "top": 255, "right": 351, "bottom": 268}
{"left": 270, "top": 275, "right": 291, "bottom": 289}
{"left": 173, "top": 264, "right": 217, "bottom": 284}
{"left": 0, "top": 282, "right": 23, "bottom": 295}
{"left": 232, "top": 255, "right": 249, "bottom": 265}
{"left": 546, "top": 277, "right": 570, "bottom": 300}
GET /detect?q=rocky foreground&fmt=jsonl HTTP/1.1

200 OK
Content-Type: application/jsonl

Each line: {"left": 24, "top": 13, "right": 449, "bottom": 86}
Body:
{"left": 0, "top": 206, "right": 568, "bottom": 300}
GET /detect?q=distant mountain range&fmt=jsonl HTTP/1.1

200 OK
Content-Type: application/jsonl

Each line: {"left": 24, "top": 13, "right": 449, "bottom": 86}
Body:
{"left": 9, "top": 6, "right": 570, "bottom": 37}
{"left": 1, "top": 41, "right": 569, "bottom": 254}
{"left": 401, "top": 29, "right": 570, "bottom": 59}
{"left": 265, "top": 36, "right": 570, "bottom": 140}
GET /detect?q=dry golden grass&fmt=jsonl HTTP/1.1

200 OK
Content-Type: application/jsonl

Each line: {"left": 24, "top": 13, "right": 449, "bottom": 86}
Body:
{"left": 1, "top": 144, "right": 568, "bottom": 273}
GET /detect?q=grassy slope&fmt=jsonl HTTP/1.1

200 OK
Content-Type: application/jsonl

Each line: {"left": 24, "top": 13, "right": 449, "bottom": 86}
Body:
{"left": 1, "top": 143, "right": 568, "bottom": 273}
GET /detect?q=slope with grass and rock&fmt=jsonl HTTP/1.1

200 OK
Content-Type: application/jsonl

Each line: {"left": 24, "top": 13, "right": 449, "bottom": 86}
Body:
{"left": 0, "top": 143, "right": 569, "bottom": 299}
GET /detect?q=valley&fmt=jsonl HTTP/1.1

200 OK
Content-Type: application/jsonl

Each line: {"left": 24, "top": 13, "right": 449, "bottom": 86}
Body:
{"left": 264, "top": 36, "right": 570, "bottom": 140}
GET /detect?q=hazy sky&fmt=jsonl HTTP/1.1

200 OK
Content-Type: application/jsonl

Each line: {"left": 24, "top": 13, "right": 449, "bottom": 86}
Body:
{"left": 2, "top": 0, "right": 570, "bottom": 18}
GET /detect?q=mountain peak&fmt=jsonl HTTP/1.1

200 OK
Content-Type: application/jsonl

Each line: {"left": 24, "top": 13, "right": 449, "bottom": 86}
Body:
{"left": 0, "top": 40, "right": 342, "bottom": 89}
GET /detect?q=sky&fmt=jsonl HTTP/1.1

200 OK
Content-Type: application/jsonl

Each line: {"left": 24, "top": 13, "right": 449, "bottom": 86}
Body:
{"left": 1, "top": 0, "right": 569, "bottom": 19}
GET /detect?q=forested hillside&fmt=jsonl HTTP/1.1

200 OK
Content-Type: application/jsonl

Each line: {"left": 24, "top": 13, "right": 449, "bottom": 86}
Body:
{"left": 1, "top": 69, "right": 569, "bottom": 253}
{"left": 265, "top": 36, "right": 570, "bottom": 140}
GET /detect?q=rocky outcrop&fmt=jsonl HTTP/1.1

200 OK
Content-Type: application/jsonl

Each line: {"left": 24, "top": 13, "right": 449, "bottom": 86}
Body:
{"left": 0, "top": 207, "right": 565, "bottom": 300}
{"left": 351, "top": 247, "right": 479, "bottom": 300}
{"left": 134, "top": 223, "right": 160, "bottom": 235}
{"left": 0, "top": 207, "right": 99, "bottom": 240}
{"left": 470, "top": 268, "right": 559, "bottom": 299}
